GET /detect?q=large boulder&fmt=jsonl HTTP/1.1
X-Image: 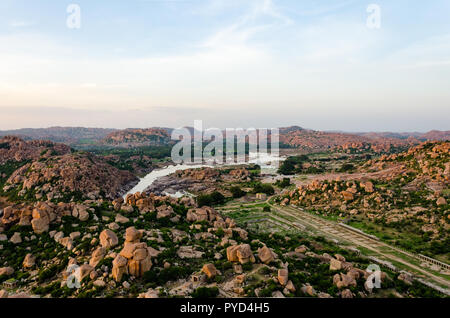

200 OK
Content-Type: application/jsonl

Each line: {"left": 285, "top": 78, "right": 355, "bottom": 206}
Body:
{"left": 201, "top": 263, "right": 219, "bottom": 279}
{"left": 278, "top": 268, "right": 289, "bottom": 286}
{"left": 257, "top": 246, "right": 275, "bottom": 264}
{"left": 125, "top": 227, "right": 142, "bottom": 243}
{"left": 89, "top": 246, "right": 106, "bottom": 267}
{"left": 31, "top": 217, "right": 49, "bottom": 234}
{"left": 226, "top": 244, "right": 255, "bottom": 264}
{"left": 112, "top": 255, "right": 128, "bottom": 282}
{"left": 99, "top": 229, "right": 118, "bottom": 249}
{"left": 75, "top": 264, "right": 94, "bottom": 282}
{"left": 23, "top": 254, "right": 36, "bottom": 268}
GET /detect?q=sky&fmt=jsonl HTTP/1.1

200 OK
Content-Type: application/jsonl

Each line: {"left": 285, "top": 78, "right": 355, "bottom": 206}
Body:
{"left": 0, "top": 0, "right": 449, "bottom": 132}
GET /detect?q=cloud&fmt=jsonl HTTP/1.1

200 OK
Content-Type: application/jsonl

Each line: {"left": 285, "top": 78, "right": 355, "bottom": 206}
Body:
{"left": 9, "top": 20, "right": 34, "bottom": 28}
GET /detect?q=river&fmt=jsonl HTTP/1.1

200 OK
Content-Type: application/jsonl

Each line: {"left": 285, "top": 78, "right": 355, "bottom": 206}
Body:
{"left": 124, "top": 152, "right": 284, "bottom": 197}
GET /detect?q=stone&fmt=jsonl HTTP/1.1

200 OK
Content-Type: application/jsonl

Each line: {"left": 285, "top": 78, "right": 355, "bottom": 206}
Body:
{"left": 301, "top": 285, "right": 316, "bottom": 296}
{"left": 341, "top": 191, "right": 354, "bottom": 201}
{"left": 59, "top": 237, "right": 74, "bottom": 250}
{"left": 278, "top": 268, "right": 288, "bottom": 286}
{"left": 202, "top": 263, "right": 219, "bottom": 279}
{"left": 156, "top": 205, "right": 174, "bottom": 219}
{"left": 285, "top": 280, "right": 296, "bottom": 293}
{"left": 99, "top": 229, "right": 119, "bottom": 249}
{"left": 436, "top": 197, "right": 447, "bottom": 206}
{"left": 31, "top": 218, "right": 49, "bottom": 234}
{"left": 93, "top": 280, "right": 106, "bottom": 288}
{"left": 10, "top": 232, "right": 22, "bottom": 244}
{"left": 295, "top": 245, "right": 308, "bottom": 253}
{"left": 271, "top": 291, "right": 285, "bottom": 298}
{"left": 123, "top": 281, "right": 131, "bottom": 289}
{"left": 330, "top": 258, "right": 342, "bottom": 271}
{"left": 227, "top": 244, "right": 255, "bottom": 264}
{"left": 257, "top": 246, "right": 275, "bottom": 264}
{"left": 23, "top": 254, "right": 36, "bottom": 268}
{"left": 73, "top": 204, "right": 90, "bottom": 222}
{"left": 143, "top": 288, "right": 159, "bottom": 298}
{"left": 115, "top": 214, "right": 130, "bottom": 224}
{"left": 112, "top": 255, "right": 128, "bottom": 282}
{"left": 341, "top": 289, "right": 353, "bottom": 298}
{"left": 70, "top": 232, "right": 81, "bottom": 240}
{"left": 0, "top": 290, "right": 8, "bottom": 298}
{"left": 125, "top": 226, "right": 142, "bottom": 243}
{"left": 0, "top": 267, "right": 14, "bottom": 276}
{"left": 89, "top": 246, "right": 106, "bottom": 267}
{"left": 75, "top": 264, "right": 94, "bottom": 282}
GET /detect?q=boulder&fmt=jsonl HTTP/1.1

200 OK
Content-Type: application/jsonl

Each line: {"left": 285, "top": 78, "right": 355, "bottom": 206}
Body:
{"left": 10, "top": 232, "right": 22, "bottom": 244}
{"left": 201, "top": 263, "right": 219, "bottom": 279}
{"left": 89, "top": 247, "right": 106, "bottom": 267}
{"left": 0, "top": 267, "right": 14, "bottom": 276}
{"left": 112, "top": 255, "right": 128, "bottom": 282}
{"left": 300, "top": 285, "right": 316, "bottom": 297}
{"left": 257, "top": 246, "right": 275, "bottom": 264}
{"left": 59, "top": 237, "right": 74, "bottom": 250}
{"left": 330, "top": 258, "right": 342, "bottom": 271}
{"left": 341, "top": 289, "right": 353, "bottom": 298}
{"left": 99, "top": 229, "right": 119, "bottom": 249}
{"left": 285, "top": 280, "right": 296, "bottom": 293}
{"left": 278, "top": 268, "right": 289, "bottom": 286}
{"left": 31, "top": 218, "right": 49, "bottom": 234}
{"left": 115, "top": 214, "right": 130, "bottom": 224}
{"left": 23, "top": 254, "right": 36, "bottom": 268}
{"left": 226, "top": 244, "right": 255, "bottom": 264}
{"left": 436, "top": 197, "right": 447, "bottom": 206}
{"left": 125, "top": 226, "right": 142, "bottom": 243}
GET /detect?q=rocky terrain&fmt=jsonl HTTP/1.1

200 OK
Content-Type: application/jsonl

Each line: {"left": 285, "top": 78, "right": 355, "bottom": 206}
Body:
{"left": 0, "top": 127, "right": 116, "bottom": 146}
{"left": 0, "top": 136, "right": 72, "bottom": 165}
{"left": 0, "top": 137, "right": 138, "bottom": 202}
{"left": 278, "top": 141, "right": 450, "bottom": 260}
{"left": 0, "top": 191, "right": 441, "bottom": 299}
{"left": 278, "top": 126, "right": 419, "bottom": 153}
{"left": 102, "top": 128, "right": 172, "bottom": 147}
{"left": 145, "top": 167, "right": 254, "bottom": 197}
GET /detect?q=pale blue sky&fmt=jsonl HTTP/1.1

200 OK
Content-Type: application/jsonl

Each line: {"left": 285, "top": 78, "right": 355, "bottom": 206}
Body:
{"left": 0, "top": 0, "right": 449, "bottom": 131}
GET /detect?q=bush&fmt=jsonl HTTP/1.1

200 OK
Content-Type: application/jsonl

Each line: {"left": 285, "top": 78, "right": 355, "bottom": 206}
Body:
{"left": 230, "top": 186, "right": 246, "bottom": 198}
{"left": 197, "top": 191, "right": 226, "bottom": 207}
{"left": 252, "top": 183, "right": 274, "bottom": 196}
{"left": 191, "top": 287, "right": 219, "bottom": 298}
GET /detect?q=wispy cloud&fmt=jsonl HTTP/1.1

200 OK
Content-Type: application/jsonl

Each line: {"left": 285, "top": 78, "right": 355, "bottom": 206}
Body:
{"left": 9, "top": 20, "right": 34, "bottom": 28}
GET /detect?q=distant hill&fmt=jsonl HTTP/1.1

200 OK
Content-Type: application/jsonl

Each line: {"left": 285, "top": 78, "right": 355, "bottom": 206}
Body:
{"left": 102, "top": 128, "right": 173, "bottom": 147}
{"left": 354, "top": 130, "right": 449, "bottom": 141}
{"left": 0, "top": 127, "right": 117, "bottom": 145}
{"left": 277, "top": 126, "right": 418, "bottom": 152}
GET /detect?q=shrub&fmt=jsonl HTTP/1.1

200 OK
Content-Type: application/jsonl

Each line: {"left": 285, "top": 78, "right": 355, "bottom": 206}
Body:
{"left": 191, "top": 287, "right": 219, "bottom": 298}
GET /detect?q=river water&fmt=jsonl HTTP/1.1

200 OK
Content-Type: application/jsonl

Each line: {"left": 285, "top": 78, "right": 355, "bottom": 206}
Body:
{"left": 124, "top": 152, "right": 284, "bottom": 197}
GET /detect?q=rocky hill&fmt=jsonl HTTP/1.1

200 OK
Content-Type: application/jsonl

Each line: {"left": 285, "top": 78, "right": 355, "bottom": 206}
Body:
{"left": 0, "top": 192, "right": 441, "bottom": 298}
{"left": 0, "top": 127, "right": 116, "bottom": 145}
{"left": 2, "top": 152, "right": 138, "bottom": 201}
{"left": 278, "top": 126, "right": 417, "bottom": 153}
{"left": 102, "top": 128, "right": 172, "bottom": 147}
{"left": 0, "top": 136, "right": 72, "bottom": 165}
